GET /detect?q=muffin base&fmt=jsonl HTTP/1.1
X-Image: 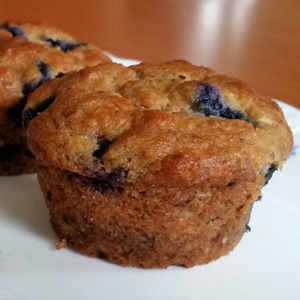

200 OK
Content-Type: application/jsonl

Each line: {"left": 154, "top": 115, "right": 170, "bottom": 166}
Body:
{"left": 38, "top": 165, "right": 254, "bottom": 268}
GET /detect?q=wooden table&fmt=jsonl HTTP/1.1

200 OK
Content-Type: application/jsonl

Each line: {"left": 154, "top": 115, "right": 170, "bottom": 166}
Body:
{"left": 1, "top": 0, "right": 299, "bottom": 109}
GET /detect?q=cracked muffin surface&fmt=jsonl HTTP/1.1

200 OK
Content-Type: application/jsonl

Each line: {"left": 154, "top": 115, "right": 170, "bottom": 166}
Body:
{"left": 0, "top": 20, "right": 110, "bottom": 175}
{"left": 24, "top": 61, "right": 293, "bottom": 268}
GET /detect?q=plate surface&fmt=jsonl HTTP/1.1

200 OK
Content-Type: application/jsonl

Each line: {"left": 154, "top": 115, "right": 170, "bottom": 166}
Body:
{"left": 0, "top": 56, "right": 300, "bottom": 300}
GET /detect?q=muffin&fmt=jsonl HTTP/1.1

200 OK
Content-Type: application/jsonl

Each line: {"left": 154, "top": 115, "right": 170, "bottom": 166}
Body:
{"left": 24, "top": 61, "right": 293, "bottom": 268}
{"left": 0, "top": 21, "right": 110, "bottom": 175}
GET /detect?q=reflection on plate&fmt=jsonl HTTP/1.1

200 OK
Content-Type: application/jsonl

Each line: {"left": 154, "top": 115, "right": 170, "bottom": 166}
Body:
{"left": 0, "top": 55, "right": 300, "bottom": 300}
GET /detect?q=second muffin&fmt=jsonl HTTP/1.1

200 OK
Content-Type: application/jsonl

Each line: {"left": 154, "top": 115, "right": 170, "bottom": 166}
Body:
{"left": 0, "top": 21, "right": 110, "bottom": 175}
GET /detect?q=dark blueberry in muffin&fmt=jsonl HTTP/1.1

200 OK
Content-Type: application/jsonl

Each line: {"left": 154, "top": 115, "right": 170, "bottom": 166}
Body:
{"left": 0, "top": 23, "right": 28, "bottom": 39}
{"left": 22, "top": 82, "right": 38, "bottom": 98}
{"left": 35, "top": 60, "right": 51, "bottom": 82}
{"left": 264, "top": 164, "right": 278, "bottom": 185}
{"left": 191, "top": 83, "right": 247, "bottom": 120}
{"left": 23, "top": 96, "right": 55, "bottom": 128}
{"left": 22, "top": 61, "right": 52, "bottom": 98}
{"left": 93, "top": 138, "right": 112, "bottom": 159}
{"left": 72, "top": 167, "right": 128, "bottom": 194}
{"left": 104, "top": 167, "right": 128, "bottom": 186}
{"left": 44, "top": 38, "right": 87, "bottom": 52}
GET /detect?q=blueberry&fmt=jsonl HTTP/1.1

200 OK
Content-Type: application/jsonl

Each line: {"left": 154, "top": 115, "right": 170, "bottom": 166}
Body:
{"left": 191, "top": 83, "right": 247, "bottom": 120}
{"left": 93, "top": 138, "right": 112, "bottom": 159}
{"left": 44, "top": 38, "right": 87, "bottom": 52}
{"left": 22, "top": 61, "right": 52, "bottom": 98}
{"left": 23, "top": 96, "right": 55, "bottom": 128}
{"left": 35, "top": 60, "right": 51, "bottom": 82}
{"left": 0, "top": 23, "right": 28, "bottom": 40}
{"left": 104, "top": 167, "right": 128, "bottom": 186}
{"left": 71, "top": 167, "right": 128, "bottom": 194}
{"left": 22, "top": 82, "right": 39, "bottom": 98}
{"left": 264, "top": 164, "right": 278, "bottom": 185}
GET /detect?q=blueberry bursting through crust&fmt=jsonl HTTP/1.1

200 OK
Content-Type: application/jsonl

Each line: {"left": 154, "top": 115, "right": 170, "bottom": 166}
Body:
{"left": 22, "top": 61, "right": 52, "bottom": 98}
{"left": 93, "top": 138, "right": 112, "bottom": 159}
{"left": 191, "top": 83, "right": 247, "bottom": 120}
{"left": 7, "top": 61, "right": 53, "bottom": 131}
{"left": 44, "top": 38, "right": 87, "bottom": 52}
{"left": 20, "top": 61, "right": 53, "bottom": 128}
{"left": 23, "top": 96, "right": 55, "bottom": 128}
{"left": 264, "top": 164, "right": 278, "bottom": 185}
{"left": 0, "top": 23, "right": 28, "bottom": 39}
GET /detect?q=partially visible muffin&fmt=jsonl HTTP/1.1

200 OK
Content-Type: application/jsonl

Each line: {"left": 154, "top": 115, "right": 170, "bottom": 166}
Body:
{"left": 0, "top": 21, "right": 110, "bottom": 175}
{"left": 24, "top": 61, "right": 293, "bottom": 268}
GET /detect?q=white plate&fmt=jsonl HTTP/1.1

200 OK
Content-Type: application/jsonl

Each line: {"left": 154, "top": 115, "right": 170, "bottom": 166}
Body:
{"left": 1, "top": 56, "right": 300, "bottom": 300}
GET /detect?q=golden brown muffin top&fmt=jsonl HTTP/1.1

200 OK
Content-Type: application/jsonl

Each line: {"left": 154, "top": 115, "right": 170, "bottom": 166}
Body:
{"left": 24, "top": 61, "right": 293, "bottom": 188}
{"left": 0, "top": 21, "right": 110, "bottom": 108}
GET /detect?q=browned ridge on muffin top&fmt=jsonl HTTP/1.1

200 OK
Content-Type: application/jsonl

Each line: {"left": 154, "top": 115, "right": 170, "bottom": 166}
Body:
{"left": 24, "top": 61, "right": 293, "bottom": 268}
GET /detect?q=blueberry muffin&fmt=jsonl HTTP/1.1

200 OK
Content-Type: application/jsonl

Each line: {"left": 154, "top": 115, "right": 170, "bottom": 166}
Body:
{"left": 0, "top": 21, "right": 110, "bottom": 175}
{"left": 24, "top": 61, "right": 293, "bottom": 268}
